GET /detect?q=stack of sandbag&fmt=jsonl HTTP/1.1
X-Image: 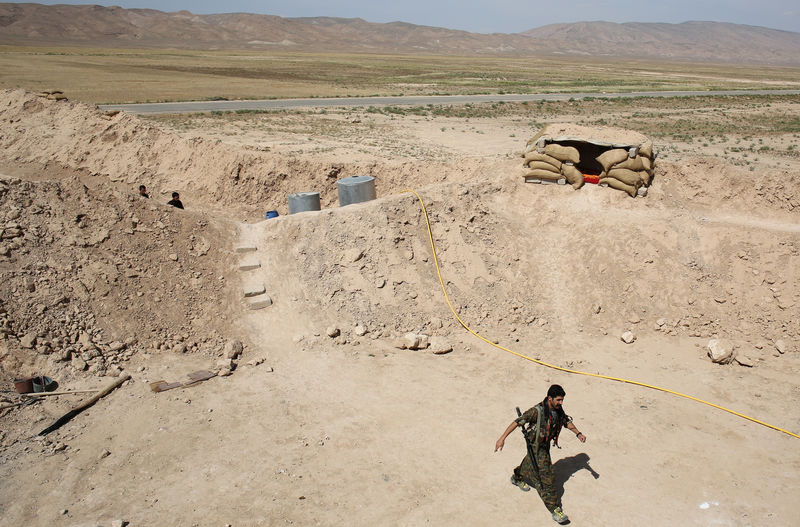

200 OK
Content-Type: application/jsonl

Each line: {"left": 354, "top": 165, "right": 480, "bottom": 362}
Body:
{"left": 522, "top": 124, "right": 656, "bottom": 197}
{"left": 522, "top": 140, "right": 585, "bottom": 189}
{"left": 36, "top": 89, "right": 67, "bottom": 101}
{"left": 596, "top": 140, "right": 655, "bottom": 197}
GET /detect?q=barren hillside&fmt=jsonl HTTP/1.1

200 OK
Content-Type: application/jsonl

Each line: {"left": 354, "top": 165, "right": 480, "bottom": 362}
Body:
{"left": 521, "top": 20, "right": 800, "bottom": 63}
{"left": 1, "top": 4, "right": 800, "bottom": 64}
{"left": 0, "top": 90, "right": 799, "bottom": 526}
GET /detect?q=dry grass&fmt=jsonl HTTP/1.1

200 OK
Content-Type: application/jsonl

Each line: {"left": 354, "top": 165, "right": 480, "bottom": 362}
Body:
{"left": 2, "top": 45, "right": 800, "bottom": 104}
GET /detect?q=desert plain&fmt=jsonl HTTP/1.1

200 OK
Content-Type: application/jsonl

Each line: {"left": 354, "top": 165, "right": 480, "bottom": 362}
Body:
{"left": 0, "top": 44, "right": 799, "bottom": 527}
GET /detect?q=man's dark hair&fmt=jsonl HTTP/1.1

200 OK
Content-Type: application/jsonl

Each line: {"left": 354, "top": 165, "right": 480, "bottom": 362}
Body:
{"left": 547, "top": 384, "right": 566, "bottom": 398}
{"left": 139, "top": 185, "right": 146, "bottom": 191}
{"left": 172, "top": 192, "right": 179, "bottom": 198}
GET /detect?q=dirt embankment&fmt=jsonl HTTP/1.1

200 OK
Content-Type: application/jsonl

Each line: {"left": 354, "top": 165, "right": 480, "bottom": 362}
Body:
{"left": 0, "top": 89, "right": 506, "bottom": 217}
{"left": 0, "top": 88, "right": 799, "bottom": 527}
{"left": 254, "top": 175, "right": 800, "bottom": 355}
{"left": 1, "top": 88, "right": 798, "bottom": 377}
{"left": 3, "top": 89, "right": 799, "bottom": 218}
{"left": 0, "top": 172, "right": 239, "bottom": 381}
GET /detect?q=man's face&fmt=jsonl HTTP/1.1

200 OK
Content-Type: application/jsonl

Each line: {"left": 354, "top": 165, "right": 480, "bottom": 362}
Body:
{"left": 139, "top": 187, "right": 146, "bottom": 195}
{"left": 549, "top": 396, "right": 564, "bottom": 409}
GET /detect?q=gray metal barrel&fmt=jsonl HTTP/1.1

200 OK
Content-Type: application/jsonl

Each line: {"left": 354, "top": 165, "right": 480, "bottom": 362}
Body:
{"left": 337, "top": 175, "right": 376, "bottom": 207}
{"left": 288, "top": 191, "right": 321, "bottom": 214}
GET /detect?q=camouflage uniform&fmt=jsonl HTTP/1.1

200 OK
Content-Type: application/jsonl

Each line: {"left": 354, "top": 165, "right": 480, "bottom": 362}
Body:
{"left": 513, "top": 401, "right": 571, "bottom": 512}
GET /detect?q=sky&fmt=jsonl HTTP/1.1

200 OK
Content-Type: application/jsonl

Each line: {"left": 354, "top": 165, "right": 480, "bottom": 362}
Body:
{"left": 8, "top": 1, "right": 800, "bottom": 34}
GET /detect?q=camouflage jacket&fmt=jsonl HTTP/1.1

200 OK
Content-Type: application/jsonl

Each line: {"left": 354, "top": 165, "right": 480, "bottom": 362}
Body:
{"left": 515, "top": 400, "right": 572, "bottom": 446}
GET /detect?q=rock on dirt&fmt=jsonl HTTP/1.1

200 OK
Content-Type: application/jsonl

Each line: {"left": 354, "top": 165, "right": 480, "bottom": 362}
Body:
{"left": 224, "top": 339, "right": 244, "bottom": 359}
{"left": 735, "top": 354, "right": 754, "bottom": 367}
{"left": 430, "top": 336, "right": 453, "bottom": 355}
{"left": 71, "top": 357, "right": 87, "bottom": 371}
{"left": 19, "top": 332, "right": 36, "bottom": 349}
{"left": 346, "top": 248, "right": 365, "bottom": 263}
{"left": 404, "top": 332, "right": 430, "bottom": 350}
{"left": 216, "top": 358, "right": 234, "bottom": 370}
{"left": 707, "top": 339, "right": 736, "bottom": 364}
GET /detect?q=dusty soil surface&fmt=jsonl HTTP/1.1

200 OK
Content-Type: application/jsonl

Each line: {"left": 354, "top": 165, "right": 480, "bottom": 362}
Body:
{"left": 0, "top": 89, "right": 799, "bottom": 527}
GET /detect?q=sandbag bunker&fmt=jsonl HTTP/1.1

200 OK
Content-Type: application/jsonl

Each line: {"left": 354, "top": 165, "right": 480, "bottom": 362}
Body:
{"left": 523, "top": 124, "right": 656, "bottom": 197}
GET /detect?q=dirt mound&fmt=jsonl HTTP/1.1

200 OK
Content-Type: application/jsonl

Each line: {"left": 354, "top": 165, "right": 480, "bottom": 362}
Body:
{"left": 663, "top": 156, "right": 800, "bottom": 213}
{"left": 1, "top": 88, "right": 799, "bottom": 527}
{"left": 0, "top": 172, "right": 239, "bottom": 383}
{"left": 249, "top": 182, "right": 544, "bottom": 343}
{"left": 252, "top": 175, "right": 799, "bottom": 353}
{"left": 1, "top": 88, "right": 797, "bottom": 363}
{"left": 0, "top": 89, "right": 497, "bottom": 217}
{"left": 528, "top": 123, "right": 651, "bottom": 146}
{"left": 3, "top": 89, "right": 797, "bottom": 217}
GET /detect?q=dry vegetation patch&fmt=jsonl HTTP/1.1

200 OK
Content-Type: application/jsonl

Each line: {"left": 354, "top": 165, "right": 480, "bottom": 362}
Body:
{"left": 144, "top": 94, "right": 800, "bottom": 172}
{"left": 3, "top": 46, "right": 800, "bottom": 104}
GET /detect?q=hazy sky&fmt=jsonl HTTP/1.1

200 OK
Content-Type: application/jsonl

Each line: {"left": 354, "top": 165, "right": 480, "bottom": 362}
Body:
{"left": 10, "top": 1, "right": 800, "bottom": 34}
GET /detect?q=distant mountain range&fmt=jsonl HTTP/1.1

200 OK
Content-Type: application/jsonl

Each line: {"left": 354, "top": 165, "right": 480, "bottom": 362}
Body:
{"left": 1, "top": 3, "right": 799, "bottom": 65}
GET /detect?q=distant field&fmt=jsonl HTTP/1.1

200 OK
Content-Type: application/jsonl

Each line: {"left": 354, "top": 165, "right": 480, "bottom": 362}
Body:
{"left": 143, "top": 93, "right": 800, "bottom": 170}
{"left": 2, "top": 45, "right": 800, "bottom": 104}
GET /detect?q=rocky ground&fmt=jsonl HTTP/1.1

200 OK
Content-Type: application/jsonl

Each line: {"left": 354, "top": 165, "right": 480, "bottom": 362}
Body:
{"left": 0, "top": 89, "right": 799, "bottom": 526}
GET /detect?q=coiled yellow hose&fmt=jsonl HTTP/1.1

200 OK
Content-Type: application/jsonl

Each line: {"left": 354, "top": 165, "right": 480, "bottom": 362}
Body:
{"left": 403, "top": 189, "right": 800, "bottom": 440}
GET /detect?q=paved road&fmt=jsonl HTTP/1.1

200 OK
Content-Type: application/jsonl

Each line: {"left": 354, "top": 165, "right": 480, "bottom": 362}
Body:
{"left": 99, "top": 89, "right": 800, "bottom": 115}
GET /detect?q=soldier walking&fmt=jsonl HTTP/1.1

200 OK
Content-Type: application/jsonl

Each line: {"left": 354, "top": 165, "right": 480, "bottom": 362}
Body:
{"left": 495, "top": 384, "right": 586, "bottom": 524}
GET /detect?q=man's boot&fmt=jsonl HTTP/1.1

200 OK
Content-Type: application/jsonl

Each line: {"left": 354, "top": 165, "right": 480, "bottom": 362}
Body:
{"left": 509, "top": 475, "right": 530, "bottom": 491}
{"left": 551, "top": 506, "right": 569, "bottom": 524}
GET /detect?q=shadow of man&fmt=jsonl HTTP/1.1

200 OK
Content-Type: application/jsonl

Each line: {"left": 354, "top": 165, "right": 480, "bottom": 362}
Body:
{"left": 553, "top": 452, "right": 600, "bottom": 502}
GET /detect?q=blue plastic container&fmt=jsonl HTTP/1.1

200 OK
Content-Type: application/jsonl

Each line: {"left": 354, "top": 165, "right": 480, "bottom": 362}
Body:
{"left": 265, "top": 210, "right": 279, "bottom": 219}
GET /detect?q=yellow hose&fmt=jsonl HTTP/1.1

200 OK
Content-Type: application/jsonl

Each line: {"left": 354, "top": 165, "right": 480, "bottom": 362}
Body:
{"left": 402, "top": 189, "right": 800, "bottom": 440}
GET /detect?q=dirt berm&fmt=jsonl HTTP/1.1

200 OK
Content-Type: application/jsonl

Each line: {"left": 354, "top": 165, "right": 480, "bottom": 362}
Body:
{"left": 0, "top": 89, "right": 798, "bottom": 526}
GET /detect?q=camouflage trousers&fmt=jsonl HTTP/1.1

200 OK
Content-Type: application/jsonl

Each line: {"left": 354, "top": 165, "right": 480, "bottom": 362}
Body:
{"left": 513, "top": 444, "right": 558, "bottom": 512}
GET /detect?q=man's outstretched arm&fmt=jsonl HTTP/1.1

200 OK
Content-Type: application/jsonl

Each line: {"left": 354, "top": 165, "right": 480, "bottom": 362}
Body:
{"left": 565, "top": 421, "right": 586, "bottom": 442}
{"left": 494, "top": 421, "right": 519, "bottom": 452}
